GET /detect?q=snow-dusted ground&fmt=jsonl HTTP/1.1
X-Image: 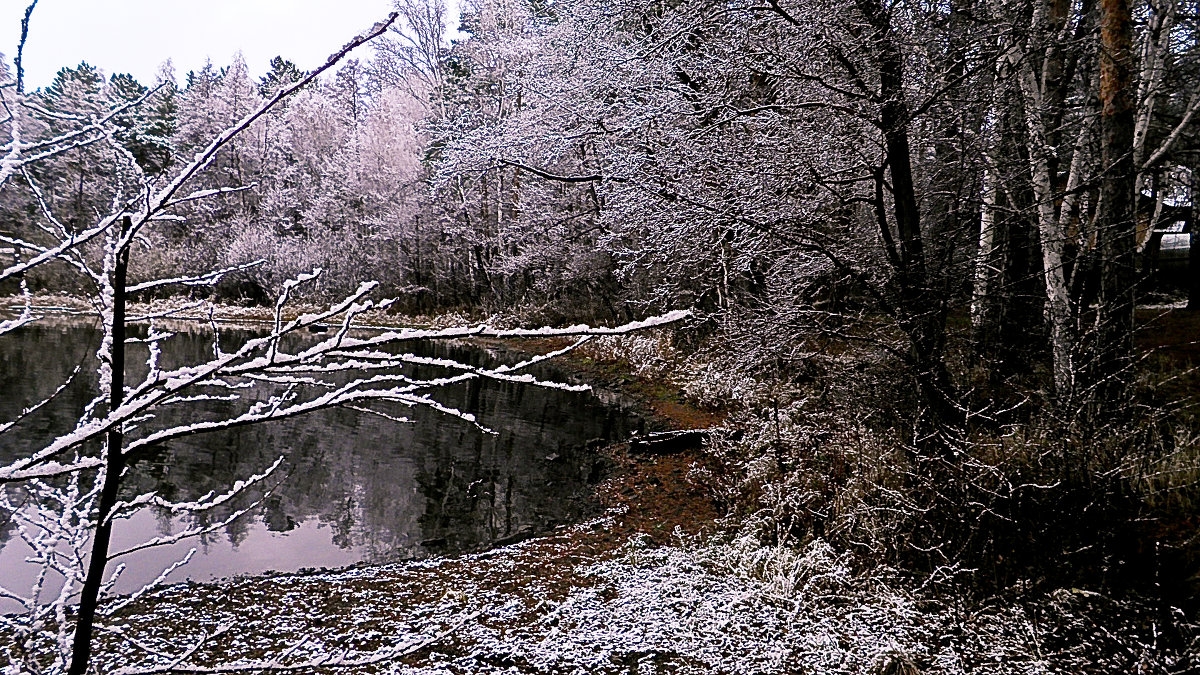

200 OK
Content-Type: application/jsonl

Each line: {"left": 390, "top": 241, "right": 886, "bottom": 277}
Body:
{"left": 92, "top": 518, "right": 1190, "bottom": 675}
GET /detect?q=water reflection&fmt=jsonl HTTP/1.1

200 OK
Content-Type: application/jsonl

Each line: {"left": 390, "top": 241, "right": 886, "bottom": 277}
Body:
{"left": 0, "top": 317, "right": 643, "bottom": 598}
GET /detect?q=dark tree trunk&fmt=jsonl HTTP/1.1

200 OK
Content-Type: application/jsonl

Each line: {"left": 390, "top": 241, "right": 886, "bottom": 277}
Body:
{"left": 928, "top": 0, "right": 971, "bottom": 301}
{"left": 68, "top": 217, "right": 132, "bottom": 675}
{"left": 857, "top": 0, "right": 959, "bottom": 432}
{"left": 1094, "top": 0, "right": 1136, "bottom": 406}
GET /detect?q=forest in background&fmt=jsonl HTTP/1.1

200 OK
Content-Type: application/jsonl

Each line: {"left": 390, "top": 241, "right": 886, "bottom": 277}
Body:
{"left": 4, "top": 0, "right": 1200, "bottom": 670}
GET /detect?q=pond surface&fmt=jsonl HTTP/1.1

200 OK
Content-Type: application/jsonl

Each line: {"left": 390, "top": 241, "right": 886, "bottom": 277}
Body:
{"left": 0, "top": 316, "right": 644, "bottom": 607}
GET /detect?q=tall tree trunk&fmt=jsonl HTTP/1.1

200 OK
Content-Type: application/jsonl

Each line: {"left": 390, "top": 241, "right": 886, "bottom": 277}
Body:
{"left": 970, "top": 46, "right": 1008, "bottom": 351}
{"left": 856, "top": 0, "right": 958, "bottom": 431}
{"left": 68, "top": 217, "right": 131, "bottom": 675}
{"left": 1132, "top": 0, "right": 1178, "bottom": 241}
{"left": 1011, "top": 46, "right": 1076, "bottom": 398}
{"left": 1095, "top": 0, "right": 1136, "bottom": 406}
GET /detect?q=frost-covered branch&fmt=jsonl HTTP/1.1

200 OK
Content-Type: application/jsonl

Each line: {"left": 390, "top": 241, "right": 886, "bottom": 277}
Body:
{"left": 126, "top": 260, "right": 266, "bottom": 295}
{"left": 1140, "top": 90, "right": 1200, "bottom": 172}
{"left": 0, "top": 305, "right": 687, "bottom": 485}
{"left": 100, "top": 550, "right": 196, "bottom": 617}
{"left": 108, "top": 497, "right": 266, "bottom": 560}
{"left": 157, "top": 184, "right": 256, "bottom": 210}
{"left": 107, "top": 457, "right": 285, "bottom": 523}
{"left": 0, "top": 212, "right": 122, "bottom": 283}
{"left": 0, "top": 278, "right": 35, "bottom": 335}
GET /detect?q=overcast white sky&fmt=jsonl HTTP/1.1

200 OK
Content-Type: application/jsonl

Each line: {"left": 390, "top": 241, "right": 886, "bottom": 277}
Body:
{"left": 0, "top": 0, "right": 398, "bottom": 90}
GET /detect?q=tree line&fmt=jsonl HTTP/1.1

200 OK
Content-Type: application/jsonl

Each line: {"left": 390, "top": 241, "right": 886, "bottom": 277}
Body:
{"left": 3, "top": 0, "right": 1200, "bottom": 635}
{"left": 13, "top": 0, "right": 1195, "bottom": 408}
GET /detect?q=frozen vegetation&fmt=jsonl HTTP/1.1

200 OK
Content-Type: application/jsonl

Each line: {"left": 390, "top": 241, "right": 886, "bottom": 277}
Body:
{"left": 83, "top": 523, "right": 1190, "bottom": 674}
{"left": 4, "top": 0, "right": 1200, "bottom": 671}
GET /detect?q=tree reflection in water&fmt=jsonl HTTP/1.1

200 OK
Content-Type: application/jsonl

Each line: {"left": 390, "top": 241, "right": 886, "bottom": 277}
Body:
{"left": 0, "top": 318, "right": 644, "bottom": 592}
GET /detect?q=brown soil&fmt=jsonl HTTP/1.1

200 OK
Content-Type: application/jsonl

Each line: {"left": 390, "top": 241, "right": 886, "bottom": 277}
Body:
{"left": 1137, "top": 307, "right": 1200, "bottom": 362}
{"left": 1135, "top": 308, "right": 1200, "bottom": 410}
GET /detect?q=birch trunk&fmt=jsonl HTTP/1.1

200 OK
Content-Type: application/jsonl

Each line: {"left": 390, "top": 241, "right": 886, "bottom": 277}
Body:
{"left": 1190, "top": 165, "right": 1200, "bottom": 309}
{"left": 971, "top": 163, "right": 1000, "bottom": 335}
{"left": 1011, "top": 48, "right": 1076, "bottom": 398}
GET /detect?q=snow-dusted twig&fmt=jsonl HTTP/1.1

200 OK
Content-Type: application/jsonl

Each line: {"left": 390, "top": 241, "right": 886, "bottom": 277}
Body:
{"left": 101, "top": 549, "right": 197, "bottom": 616}
{"left": 341, "top": 404, "right": 414, "bottom": 424}
{"left": 126, "top": 260, "right": 266, "bottom": 295}
{"left": 107, "top": 457, "right": 285, "bottom": 521}
{"left": 0, "top": 278, "right": 36, "bottom": 335}
{"left": 0, "top": 211, "right": 124, "bottom": 284}
{"left": 0, "top": 366, "right": 80, "bottom": 435}
{"left": 107, "top": 496, "right": 270, "bottom": 560}
{"left": 157, "top": 184, "right": 257, "bottom": 210}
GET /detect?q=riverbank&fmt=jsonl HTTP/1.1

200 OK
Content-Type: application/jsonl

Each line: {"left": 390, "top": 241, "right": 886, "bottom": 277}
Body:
{"left": 5, "top": 296, "right": 1198, "bottom": 672}
{"left": 95, "top": 423, "right": 1192, "bottom": 673}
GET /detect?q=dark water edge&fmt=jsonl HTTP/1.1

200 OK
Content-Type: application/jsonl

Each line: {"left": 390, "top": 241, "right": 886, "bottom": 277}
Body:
{"left": 0, "top": 315, "right": 646, "bottom": 604}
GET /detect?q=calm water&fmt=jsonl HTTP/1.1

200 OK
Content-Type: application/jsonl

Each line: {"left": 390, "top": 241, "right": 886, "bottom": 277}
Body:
{"left": 0, "top": 316, "right": 643, "bottom": 605}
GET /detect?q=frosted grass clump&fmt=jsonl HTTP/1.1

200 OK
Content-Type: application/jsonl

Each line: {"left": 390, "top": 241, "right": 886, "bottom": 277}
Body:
{"left": 581, "top": 332, "right": 679, "bottom": 378}
{"left": 680, "top": 361, "right": 763, "bottom": 408}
